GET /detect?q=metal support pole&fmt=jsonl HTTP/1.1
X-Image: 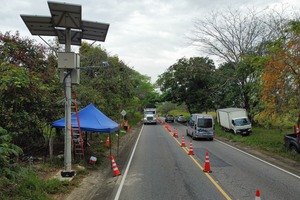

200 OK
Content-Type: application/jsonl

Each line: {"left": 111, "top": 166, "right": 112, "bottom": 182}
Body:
{"left": 62, "top": 27, "right": 74, "bottom": 177}
{"left": 64, "top": 71, "right": 72, "bottom": 172}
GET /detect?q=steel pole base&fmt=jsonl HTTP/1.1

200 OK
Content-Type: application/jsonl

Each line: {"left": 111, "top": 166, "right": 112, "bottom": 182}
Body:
{"left": 61, "top": 170, "right": 75, "bottom": 177}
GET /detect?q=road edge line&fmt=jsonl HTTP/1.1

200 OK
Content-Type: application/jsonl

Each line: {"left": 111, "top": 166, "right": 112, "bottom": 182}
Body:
{"left": 216, "top": 139, "right": 300, "bottom": 179}
{"left": 114, "top": 125, "right": 144, "bottom": 200}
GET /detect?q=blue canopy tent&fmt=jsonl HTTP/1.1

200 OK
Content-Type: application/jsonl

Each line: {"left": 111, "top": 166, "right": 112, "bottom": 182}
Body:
{"left": 52, "top": 103, "right": 119, "bottom": 133}
{"left": 52, "top": 103, "right": 120, "bottom": 157}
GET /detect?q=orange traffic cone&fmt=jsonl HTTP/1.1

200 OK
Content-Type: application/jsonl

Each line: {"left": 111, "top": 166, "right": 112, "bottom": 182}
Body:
{"left": 110, "top": 156, "right": 121, "bottom": 176}
{"left": 175, "top": 129, "right": 178, "bottom": 138}
{"left": 127, "top": 125, "right": 131, "bottom": 132}
{"left": 203, "top": 151, "right": 212, "bottom": 173}
{"left": 181, "top": 134, "right": 186, "bottom": 147}
{"left": 173, "top": 128, "right": 178, "bottom": 138}
{"left": 167, "top": 124, "right": 171, "bottom": 132}
{"left": 188, "top": 140, "right": 194, "bottom": 155}
{"left": 105, "top": 135, "right": 110, "bottom": 147}
{"left": 255, "top": 190, "right": 261, "bottom": 200}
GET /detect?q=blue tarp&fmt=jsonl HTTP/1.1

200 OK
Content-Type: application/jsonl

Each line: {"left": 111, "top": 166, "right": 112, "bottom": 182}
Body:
{"left": 52, "top": 103, "right": 119, "bottom": 133}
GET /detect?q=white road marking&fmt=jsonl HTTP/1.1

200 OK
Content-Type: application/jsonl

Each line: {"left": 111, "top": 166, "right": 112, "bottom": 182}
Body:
{"left": 216, "top": 139, "right": 300, "bottom": 179}
{"left": 114, "top": 125, "right": 144, "bottom": 200}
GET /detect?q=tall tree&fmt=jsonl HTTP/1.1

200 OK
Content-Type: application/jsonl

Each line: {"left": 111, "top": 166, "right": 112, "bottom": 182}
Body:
{"left": 157, "top": 57, "right": 215, "bottom": 113}
{"left": 0, "top": 32, "right": 61, "bottom": 153}
{"left": 189, "top": 6, "right": 296, "bottom": 116}
{"left": 75, "top": 42, "right": 159, "bottom": 121}
{"left": 260, "top": 20, "right": 300, "bottom": 126}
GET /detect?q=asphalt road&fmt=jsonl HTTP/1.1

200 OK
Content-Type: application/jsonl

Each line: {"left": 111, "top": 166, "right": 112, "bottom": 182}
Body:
{"left": 112, "top": 120, "right": 300, "bottom": 200}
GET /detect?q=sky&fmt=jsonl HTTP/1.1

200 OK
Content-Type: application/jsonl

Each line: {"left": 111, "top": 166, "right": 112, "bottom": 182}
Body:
{"left": 1, "top": 0, "right": 300, "bottom": 83}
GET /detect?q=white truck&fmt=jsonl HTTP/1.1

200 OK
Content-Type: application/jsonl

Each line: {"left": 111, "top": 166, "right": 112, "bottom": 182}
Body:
{"left": 217, "top": 108, "right": 252, "bottom": 135}
{"left": 186, "top": 114, "right": 215, "bottom": 140}
{"left": 143, "top": 105, "right": 157, "bottom": 125}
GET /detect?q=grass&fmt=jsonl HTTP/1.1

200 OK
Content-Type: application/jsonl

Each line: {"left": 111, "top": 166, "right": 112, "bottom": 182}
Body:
{"left": 0, "top": 167, "right": 71, "bottom": 200}
{"left": 0, "top": 132, "right": 127, "bottom": 200}
{"left": 215, "top": 124, "right": 300, "bottom": 162}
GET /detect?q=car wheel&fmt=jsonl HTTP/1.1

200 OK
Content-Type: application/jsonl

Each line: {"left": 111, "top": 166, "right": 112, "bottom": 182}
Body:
{"left": 192, "top": 133, "right": 195, "bottom": 140}
{"left": 290, "top": 146, "right": 299, "bottom": 154}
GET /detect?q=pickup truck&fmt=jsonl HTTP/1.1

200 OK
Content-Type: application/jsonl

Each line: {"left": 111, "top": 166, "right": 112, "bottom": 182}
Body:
{"left": 284, "top": 133, "right": 300, "bottom": 154}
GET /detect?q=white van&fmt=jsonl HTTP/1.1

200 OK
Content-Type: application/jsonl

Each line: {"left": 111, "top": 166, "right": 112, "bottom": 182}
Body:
{"left": 186, "top": 114, "right": 214, "bottom": 141}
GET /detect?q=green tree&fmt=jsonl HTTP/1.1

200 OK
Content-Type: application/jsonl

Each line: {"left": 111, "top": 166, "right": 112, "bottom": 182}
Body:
{"left": 74, "top": 42, "right": 159, "bottom": 122}
{"left": 0, "top": 32, "right": 61, "bottom": 153}
{"left": 0, "top": 127, "right": 23, "bottom": 178}
{"left": 259, "top": 20, "right": 300, "bottom": 128}
{"left": 189, "top": 6, "right": 295, "bottom": 116}
{"left": 157, "top": 57, "right": 215, "bottom": 113}
{"left": 211, "top": 62, "right": 241, "bottom": 109}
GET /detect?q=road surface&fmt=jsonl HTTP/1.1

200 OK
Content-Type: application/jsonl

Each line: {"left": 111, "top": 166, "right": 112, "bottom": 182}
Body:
{"left": 112, "top": 120, "right": 300, "bottom": 200}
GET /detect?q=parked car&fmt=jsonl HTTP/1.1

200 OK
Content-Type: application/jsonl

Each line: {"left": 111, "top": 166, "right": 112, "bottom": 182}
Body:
{"left": 176, "top": 115, "right": 187, "bottom": 123}
{"left": 165, "top": 114, "right": 175, "bottom": 123}
{"left": 284, "top": 133, "right": 300, "bottom": 154}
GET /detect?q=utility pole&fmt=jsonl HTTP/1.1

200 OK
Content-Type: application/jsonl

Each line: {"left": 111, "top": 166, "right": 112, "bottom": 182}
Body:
{"left": 21, "top": 1, "right": 109, "bottom": 178}
{"left": 64, "top": 27, "right": 72, "bottom": 174}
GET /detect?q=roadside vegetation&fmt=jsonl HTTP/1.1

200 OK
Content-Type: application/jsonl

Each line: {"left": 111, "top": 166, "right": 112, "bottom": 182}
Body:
{"left": 1, "top": 4, "right": 300, "bottom": 200}
{"left": 0, "top": 32, "right": 156, "bottom": 199}
{"left": 215, "top": 125, "right": 300, "bottom": 161}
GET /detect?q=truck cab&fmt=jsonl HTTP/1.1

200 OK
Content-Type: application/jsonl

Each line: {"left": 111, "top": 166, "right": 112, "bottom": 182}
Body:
{"left": 231, "top": 117, "right": 252, "bottom": 135}
{"left": 186, "top": 114, "right": 214, "bottom": 141}
{"left": 143, "top": 108, "right": 157, "bottom": 125}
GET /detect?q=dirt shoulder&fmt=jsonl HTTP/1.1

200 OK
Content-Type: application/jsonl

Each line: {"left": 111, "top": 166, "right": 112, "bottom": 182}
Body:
{"left": 59, "top": 123, "right": 142, "bottom": 200}
{"left": 59, "top": 124, "right": 300, "bottom": 200}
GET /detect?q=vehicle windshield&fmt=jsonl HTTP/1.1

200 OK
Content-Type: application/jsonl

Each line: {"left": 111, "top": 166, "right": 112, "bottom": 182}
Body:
{"left": 145, "top": 111, "right": 155, "bottom": 114}
{"left": 234, "top": 118, "right": 250, "bottom": 126}
{"left": 197, "top": 118, "right": 212, "bottom": 128}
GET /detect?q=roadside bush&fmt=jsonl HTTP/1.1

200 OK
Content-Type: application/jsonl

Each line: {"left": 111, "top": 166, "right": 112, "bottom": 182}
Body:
{"left": 0, "top": 167, "right": 72, "bottom": 200}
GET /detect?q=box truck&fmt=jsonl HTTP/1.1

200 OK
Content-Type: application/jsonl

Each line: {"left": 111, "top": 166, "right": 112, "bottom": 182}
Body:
{"left": 217, "top": 108, "right": 252, "bottom": 135}
{"left": 186, "top": 114, "right": 214, "bottom": 140}
{"left": 143, "top": 105, "right": 157, "bottom": 125}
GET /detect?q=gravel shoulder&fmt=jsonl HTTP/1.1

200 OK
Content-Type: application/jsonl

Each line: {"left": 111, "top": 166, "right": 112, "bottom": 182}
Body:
{"left": 59, "top": 123, "right": 142, "bottom": 200}
{"left": 59, "top": 124, "right": 300, "bottom": 200}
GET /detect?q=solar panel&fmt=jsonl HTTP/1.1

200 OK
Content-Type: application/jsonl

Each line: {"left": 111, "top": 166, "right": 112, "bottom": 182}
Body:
{"left": 82, "top": 20, "right": 109, "bottom": 42}
{"left": 20, "top": 15, "right": 57, "bottom": 36}
{"left": 20, "top": 1, "right": 109, "bottom": 46}
{"left": 48, "top": 1, "right": 82, "bottom": 29}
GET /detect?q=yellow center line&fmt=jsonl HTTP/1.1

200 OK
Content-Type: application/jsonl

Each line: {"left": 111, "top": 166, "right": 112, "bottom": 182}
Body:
{"left": 163, "top": 126, "right": 232, "bottom": 200}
